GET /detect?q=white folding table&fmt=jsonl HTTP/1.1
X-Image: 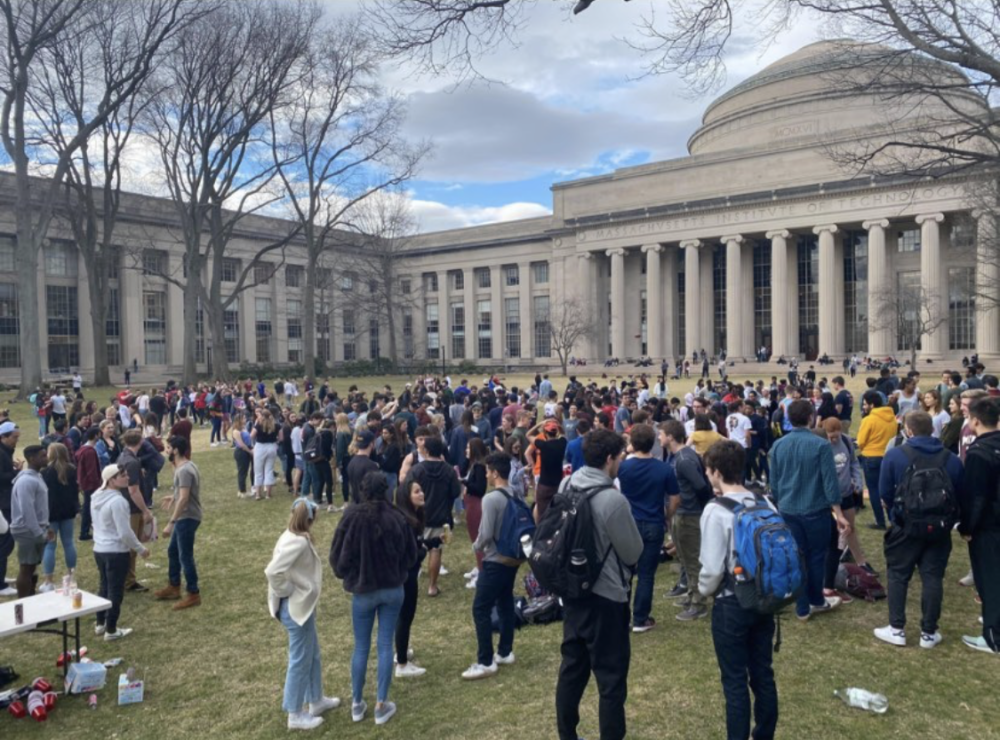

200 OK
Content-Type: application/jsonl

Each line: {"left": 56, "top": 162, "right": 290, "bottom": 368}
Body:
{"left": 0, "top": 591, "right": 111, "bottom": 679}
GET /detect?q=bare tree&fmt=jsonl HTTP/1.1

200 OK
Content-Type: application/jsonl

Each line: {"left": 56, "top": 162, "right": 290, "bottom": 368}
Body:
{"left": 272, "top": 16, "right": 425, "bottom": 378}
{"left": 548, "top": 296, "right": 597, "bottom": 376}
{"left": 869, "top": 281, "right": 948, "bottom": 369}
{"left": 142, "top": 0, "right": 316, "bottom": 383}
{"left": 0, "top": 0, "right": 200, "bottom": 395}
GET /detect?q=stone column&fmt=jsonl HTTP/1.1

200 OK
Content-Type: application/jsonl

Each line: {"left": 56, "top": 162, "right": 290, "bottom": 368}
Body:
{"left": 641, "top": 244, "right": 663, "bottom": 359}
{"left": 681, "top": 241, "right": 701, "bottom": 357}
{"left": 463, "top": 268, "right": 475, "bottom": 361}
{"left": 814, "top": 224, "right": 840, "bottom": 357}
{"left": 120, "top": 251, "right": 143, "bottom": 369}
{"left": 742, "top": 239, "right": 754, "bottom": 357}
{"left": 490, "top": 265, "right": 502, "bottom": 362}
{"left": 77, "top": 250, "right": 95, "bottom": 376}
{"left": 917, "top": 212, "right": 947, "bottom": 357}
{"left": 864, "top": 219, "right": 891, "bottom": 356}
{"left": 976, "top": 211, "right": 1000, "bottom": 358}
{"left": 518, "top": 261, "right": 532, "bottom": 360}
{"left": 723, "top": 235, "right": 744, "bottom": 359}
{"left": 768, "top": 230, "right": 791, "bottom": 357}
{"left": 834, "top": 232, "right": 846, "bottom": 354}
{"left": 437, "top": 270, "right": 450, "bottom": 363}
{"left": 607, "top": 247, "right": 626, "bottom": 359}
{"left": 700, "top": 243, "right": 716, "bottom": 354}
{"left": 576, "top": 253, "right": 595, "bottom": 360}
{"left": 662, "top": 246, "right": 677, "bottom": 360}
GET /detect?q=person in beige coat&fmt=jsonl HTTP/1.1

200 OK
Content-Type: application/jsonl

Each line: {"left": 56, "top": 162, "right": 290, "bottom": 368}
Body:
{"left": 265, "top": 497, "right": 340, "bottom": 731}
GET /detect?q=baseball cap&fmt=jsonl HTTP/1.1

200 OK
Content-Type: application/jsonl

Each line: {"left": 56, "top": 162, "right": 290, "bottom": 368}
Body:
{"left": 356, "top": 429, "right": 376, "bottom": 449}
{"left": 0, "top": 421, "right": 17, "bottom": 436}
{"left": 101, "top": 464, "right": 125, "bottom": 485}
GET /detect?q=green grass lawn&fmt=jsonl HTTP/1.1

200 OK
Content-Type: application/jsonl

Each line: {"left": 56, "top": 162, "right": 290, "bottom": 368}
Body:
{"left": 1, "top": 374, "right": 996, "bottom": 739}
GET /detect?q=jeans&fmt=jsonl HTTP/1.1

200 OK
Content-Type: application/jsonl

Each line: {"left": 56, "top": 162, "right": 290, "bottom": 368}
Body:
{"left": 301, "top": 463, "right": 319, "bottom": 499}
{"left": 711, "top": 597, "right": 778, "bottom": 740}
{"left": 234, "top": 449, "right": 252, "bottom": 493}
{"left": 42, "top": 519, "right": 78, "bottom": 576}
{"left": 883, "top": 526, "right": 951, "bottom": 633}
{"left": 38, "top": 415, "right": 46, "bottom": 438}
{"left": 472, "top": 561, "right": 518, "bottom": 666}
{"left": 94, "top": 551, "right": 130, "bottom": 632}
{"left": 80, "top": 490, "right": 94, "bottom": 539}
{"left": 783, "top": 510, "right": 830, "bottom": 617}
{"left": 210, "top": 416, "right": 222, "bottom": 444}
{"left": 351, "top": 586, "right": 404, "bottom": 704}
{"left": 861, "top": 456, "right": 885, "bottom": 527}
{"left": 672, "top": 513, "right": 705, "bottom": 605}
{"left": 395, "top": 567, "right": 420, "bottom": 665}
{"left": 556, "top": 594, "right": 631, "bottom": 740}
{"left": 632, "top": 520, "right": 665, "bottom": 624}
{"left": 278, "top": 599, "right": 324, "bottom": 713}
{"left": 253, "top": 442, "right": 278, "bottom": 488}
{"left": 167, "top": 518, "right": 200, "bottom": 594}
{"left": 969, "top": 530, "right": 1000, "bottom": 651}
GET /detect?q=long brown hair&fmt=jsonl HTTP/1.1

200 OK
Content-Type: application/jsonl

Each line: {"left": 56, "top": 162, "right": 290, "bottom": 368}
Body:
{"left": 47, "top": 442, "right": 73, "bottom": 485}
{"left": 395, "top": 476, "right": 425, "bottom": 533}
{"left": 288, "top": 499, "right": 314, "bottom": 542}
{"left": 258, "top": 409, "right": 276, "bottom": 435}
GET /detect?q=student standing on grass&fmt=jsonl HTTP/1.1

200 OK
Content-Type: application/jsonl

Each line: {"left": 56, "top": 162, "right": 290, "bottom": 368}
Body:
{"left": 409, "top": 436, "right": 462, "bottom": 597}
{"left": 463, "top": 452, "right": 521, "bottom": 680}
{"left": 0, "top": 422, "right": 21, "bottom": 597}
{"left": 154, "top": 436, "right": 202, "bottom": 611}
{"left": 874, "top": 411, "right": 963, "bottom": 649}
{"left": 393, "top": 477, "right": 431, "bottom": 678}
{"left": 10, "top": 445, "right": 52, "bottom": 597}
{"left": 251, "top": 409, "right": 279, "bottom": 501}
{"left": 76, "top": 426, "right": 102, "bottom": 541}
{"left": 265, "top": 497, "right": 341, "bottom": 731}
{"left": 119, "top": 429, "right": 153, "bottom": 592}
{"left": 699, "top": 440, "right": 779, "bottom": 740}
{"left": 958, "top": 397, "right": 1000, "bottom": 654}
{"left": 555, "top": 429, "right": 642, "bottom": 740}
{"left": 617, "top": 423, "right": 679, "bottom": 633}
{"left": 38, "top": 443, "right": 78, "bottom": 593}
{"left": 92, "top": 464, "right": 150, "bottom": 642}
{"left": 526, "top": 419, "right": 568, "bottom": 522}
{"left": 857, "top": 390, "right": 899, "bottom": 530}
{"left": 330, "top": 472, "right": 417, "bottom": 727}
{"left": 346, "top": 430, "right": 380, "bottom": 504}
{"left": 461, "top": 438, "right": 488, "bottom": 588}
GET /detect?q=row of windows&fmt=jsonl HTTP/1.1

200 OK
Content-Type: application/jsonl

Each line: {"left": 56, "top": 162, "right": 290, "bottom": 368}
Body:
{"left": 422, "top": 263, "right": 550, "bottom": 293}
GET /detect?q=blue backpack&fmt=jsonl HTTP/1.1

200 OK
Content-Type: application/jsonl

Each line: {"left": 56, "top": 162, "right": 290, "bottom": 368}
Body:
{"left": 713, "top": 493, "right": 804, "bottom": 619}
{"left": 494, "top": 488, "right": 536, "bottom": 566}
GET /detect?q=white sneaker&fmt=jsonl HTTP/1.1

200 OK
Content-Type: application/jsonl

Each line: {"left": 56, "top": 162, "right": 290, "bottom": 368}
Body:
{"left": 810, "top": 596, "right": 842, "bottom": 615}
{"left": 920, "top": 631, "right": 943, "bottom": 649}
{"left": 288, "top": 711, "right": 323, "bottom": 731}
{"left": 464, "top": 567, "right": 479, "bottom": 580}
{"left": 95, "top": 624, "right": 106, "bottom": 636}
{"left": 393, "top": 648, "right": 415, "bottom": 664}
{"left": 308, "top": 696, "right": 340, "bottom": 716}
{"left": 874, "top": 625, "right": 906, "bottom": 647}
{"left": 959, "top": 571, "right": 975, "bottom": 587}
{"left": 395, "top": 662, "right": 427, "bottom": 678}
{"left": 38, "top": 581, "right": 55, "bottom": 593}
{"left": 461, "top": 662, "right": 498, "bottom": 680}
{"left": 962, "top": 635, "right": 999, "bottom": 654}
{"left": 495, "top": 652, "right": 515, "bottom": 666}
{"left": 104, "top": 627, "right": 133, "bottom": 642}
{"left": 0, "top": 586, "right": 17, "bottom": 597}
{"left": 439, "top": 566, "right": 450, "bottom": 576}
{"left": 465, "top": 577, "right": 478, "bottom": 590}
{"left": 351, "top": 700, "right": 367, "bottom": 722}
{"left": 374, "top": 701, "right": 397, "bottom": 726}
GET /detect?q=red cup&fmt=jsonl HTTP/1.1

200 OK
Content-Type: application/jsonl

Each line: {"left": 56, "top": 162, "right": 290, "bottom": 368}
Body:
{"left": 8, "top": 700, "right": 26, "bottom": 718}
{"left": 43, "top": 692, "right": 57, "bottom": 711}
{"left": 31, "top": 678, "right": 52, "bottom": 693}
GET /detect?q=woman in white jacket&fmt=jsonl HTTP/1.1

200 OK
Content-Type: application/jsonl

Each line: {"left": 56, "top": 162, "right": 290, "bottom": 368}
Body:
{"left": 265, "top": 498, "right": 339, "bottom": 731}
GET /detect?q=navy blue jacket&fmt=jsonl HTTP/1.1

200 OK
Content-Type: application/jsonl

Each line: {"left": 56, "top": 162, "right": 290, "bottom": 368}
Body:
{"left": 878, "top": 436, "right": 963, "bottom": 525}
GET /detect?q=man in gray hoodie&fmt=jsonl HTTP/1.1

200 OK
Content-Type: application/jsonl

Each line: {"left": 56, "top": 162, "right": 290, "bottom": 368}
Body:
{"left": 10, "top": 445, "right": 51, "bottom": 597}
{"left": 555, "top": 428, "right": 643, "bottom": 740}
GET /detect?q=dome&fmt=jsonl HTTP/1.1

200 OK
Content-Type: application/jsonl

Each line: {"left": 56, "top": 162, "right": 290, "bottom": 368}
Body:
{"left": 687, "top": 39, "right": 983, "bottom": 156}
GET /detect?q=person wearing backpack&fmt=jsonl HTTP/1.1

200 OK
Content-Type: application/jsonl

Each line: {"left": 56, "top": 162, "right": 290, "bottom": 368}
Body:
{"left": 769, "top": 399, "right": 851, "bottom": 621}
{"left": 959, "top": 397, "right": 1000, "bottom": 654}
{"left": 875, "top": 411, "right": 963, "bottom": 649}
{"left": 462, "top": 452, "right": 533, "bottom": 680}
{"left": 699, "top": 440, "right": 780, "bottom": 740}
{"left": 553, "top": 428, "right": 642, "bottom": 740}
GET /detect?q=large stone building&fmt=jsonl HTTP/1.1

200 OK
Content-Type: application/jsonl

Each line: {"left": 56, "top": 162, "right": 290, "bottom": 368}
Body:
{"left": 1, "top": 40, "right": 996, "bottom": 381}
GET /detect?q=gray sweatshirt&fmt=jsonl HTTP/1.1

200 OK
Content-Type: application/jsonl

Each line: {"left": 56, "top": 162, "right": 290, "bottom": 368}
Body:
{"left": 10, "top": 468, "right": 49, "bottom": 539}
{"left": 698, "top": 491, "right": 777, "bottom": 599}
{"left": 473, "top": 486, "right": 513, "bottom": 564}
{"left": 558, "top": 466, "right": 643, "bottom": 603}
{"left": 91, "top": 487, "right": 145, "bottom": 555}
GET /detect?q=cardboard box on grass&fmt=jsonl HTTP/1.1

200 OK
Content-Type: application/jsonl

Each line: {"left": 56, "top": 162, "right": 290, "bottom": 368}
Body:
{"left": 65, "top": 662, "right": 107, "bottom": 694}
{"left": 118, "top": 669, "right": 144, "bottom": 706}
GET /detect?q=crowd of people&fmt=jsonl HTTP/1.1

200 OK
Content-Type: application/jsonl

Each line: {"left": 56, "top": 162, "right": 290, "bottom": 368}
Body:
{"left": 1, "top": 363, "right": 998, "bottom": 739}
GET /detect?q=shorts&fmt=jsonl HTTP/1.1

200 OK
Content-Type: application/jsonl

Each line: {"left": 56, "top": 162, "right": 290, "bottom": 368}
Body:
{"left": 423, "top": 527, "right": 446, "bottom": 549}
{"left": 15, "top": 534, "right": 46, "bottom": 566}
{"left": 840, "top": 495, "right": 856, "bottom": 512}
{"left": 294, "top": 458, "right": 305, "bottom": 471}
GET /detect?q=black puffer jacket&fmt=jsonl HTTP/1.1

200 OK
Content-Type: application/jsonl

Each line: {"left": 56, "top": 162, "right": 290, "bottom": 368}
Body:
{"left": 960, "top": 430, "right": 1000, "bottom": 535}
{"left": 330, "top": 500, "right": 417, "bottom": 594}
{"left": 409, "top": 460, "right": 462, "bottom": 528}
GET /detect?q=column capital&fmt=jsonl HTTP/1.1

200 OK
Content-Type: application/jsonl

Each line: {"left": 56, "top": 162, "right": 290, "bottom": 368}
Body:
{"left": 640, "top": 243, "right": 664, "bottom": 254}
{"left": 720, "top": 234, "right": 743, "bottom": 245}
{"left": 812, "top": 224, "right": 839, "bottom": 235}
{"left": 605, "top": 248, "right": 626, "bottom": 258}
{"left": 916, "top": 212, "right": 945, "bottom": 225}
{"left": 862, "top": 218, "right": 890, "bottom": 231}
{"left": 576, "top": 251, "right": 595, "bottom": 261}
{"left": 679, "top": 239, "right": 702, "bottom": 250}
{"left": 765, "top": 229, "right": 791, "bottom": 240}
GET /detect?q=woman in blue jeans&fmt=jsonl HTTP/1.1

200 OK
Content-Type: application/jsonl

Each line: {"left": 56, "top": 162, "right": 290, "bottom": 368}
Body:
{"left": 330, "top": 472, "right": 417, "bottom": 727}
{"left": 39, "top": 443, "right": 79, "bottom": 592}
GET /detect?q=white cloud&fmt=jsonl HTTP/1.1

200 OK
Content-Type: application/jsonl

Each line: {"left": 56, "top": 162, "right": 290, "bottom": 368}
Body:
{"left": 408, "top": 198, "right": 551, "bottom": 232}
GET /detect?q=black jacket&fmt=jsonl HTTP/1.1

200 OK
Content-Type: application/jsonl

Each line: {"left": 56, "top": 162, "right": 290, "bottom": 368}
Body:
{"left": 960, "top": 430, "right": 1000, "bottom": 535}
{"left": 409, "top": 459, "right": 461, "bottom": 528}
{"left": 43, "top": 466, "right": 80, "bottom": 522}
{"left": 0, "top": 443, "right": 16, "bottom": 513}
{"left": 329, "top": 500, "right": 417, "bottom": 594}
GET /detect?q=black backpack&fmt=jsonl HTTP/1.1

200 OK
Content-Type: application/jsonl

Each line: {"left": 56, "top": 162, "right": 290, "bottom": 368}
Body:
{"left": 893, "top": 446, "right": 959, "bottom": 540}
{"left": 528, "top": 484, "right": 615, "bottom": 599}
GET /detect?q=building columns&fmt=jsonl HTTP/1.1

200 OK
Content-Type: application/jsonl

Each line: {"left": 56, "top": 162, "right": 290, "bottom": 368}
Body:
{"left": 120, "top": 253, "right": 143, "bottom": 370}
{"left": 606, "top": 248, "right": 626, "bottom": 358}
{"left": 814, "top": 224, "right": 840, "bottom": 357}
{"left": 681, "top": 241, "right": 701, "bottom": 358}
{"left": 976, "top": 211, "right": 1000, "bottom": 357}
{"left": 641, "top": 244, "right": 663, "bottom": 358}
{"left": 767, "top": 230, "right": 791, "bottom": 357}
{"left": 662, "top": 246, "right": 677, "bottom": 360}
{"left": 437, "top": 270, "right": 450, "bottom": 363}
{"left": 463, "top": 268, "right": 475, "bottom": 361}
{"left": 576, "top": 253, "right": 595, "bottom": 360}
{"left": 519, "top": 261, "right": 532, "bottom": 360}
{"left": 723, "top": 235, "right": 744, "bottom": 358}
{"left": 917, "top": 212, "right": 947, "bottom": 357}
{"left": 864, "top": 219, "right": 892, "bottom": 357}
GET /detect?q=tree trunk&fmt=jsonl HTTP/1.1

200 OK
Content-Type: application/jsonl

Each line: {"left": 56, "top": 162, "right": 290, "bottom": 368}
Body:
{"left": 386, "top": 297, "right": 398, "bottom": 365}
{"left": 303, "top": 266, "right": 317, "bottom": 377}
{"left": 208, "top": 300, "right": 232, "bottom": 382}
{"left": 87, "top": 261, "right": 111, "bottom": 387}
{"left": 182, "top": 280, "right": 200, "bottom": 385}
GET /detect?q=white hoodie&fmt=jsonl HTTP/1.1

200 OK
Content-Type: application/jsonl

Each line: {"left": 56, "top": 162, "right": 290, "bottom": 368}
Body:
{"left": 91, "top": 486, "right": 144, "bottom": 555}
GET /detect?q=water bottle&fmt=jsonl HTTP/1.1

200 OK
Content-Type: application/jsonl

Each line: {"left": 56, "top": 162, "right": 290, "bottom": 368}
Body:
{"left": 835, "top": 688, "right": 888, "bottom": 714}
{"left": 520, "top": 534, "right": 533, "bottom": 559}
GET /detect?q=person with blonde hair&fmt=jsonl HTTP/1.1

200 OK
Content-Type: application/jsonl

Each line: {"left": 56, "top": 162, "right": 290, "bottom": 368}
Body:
{"left": 265, "top": 497, "right": 340, "bottom": 731}
{"left": 38, "top": 442, "right": 79, "bottom": 592}
{"left": 251, "top": 409, "right": 279, "bottom": 500}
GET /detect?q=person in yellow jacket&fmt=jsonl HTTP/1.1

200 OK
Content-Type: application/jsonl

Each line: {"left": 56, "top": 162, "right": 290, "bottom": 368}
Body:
{"left": 856, "top": 391, "right": 899, "bottom": 530}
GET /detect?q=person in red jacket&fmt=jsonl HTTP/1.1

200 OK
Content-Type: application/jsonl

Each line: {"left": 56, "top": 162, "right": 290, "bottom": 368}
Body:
{"left": 75, "top": 427, "right": 103, "bottom": 541}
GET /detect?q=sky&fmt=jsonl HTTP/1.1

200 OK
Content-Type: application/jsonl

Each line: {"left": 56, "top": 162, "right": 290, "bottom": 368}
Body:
{"left": 322, "top": 0, "right": 824, "bottom": 232}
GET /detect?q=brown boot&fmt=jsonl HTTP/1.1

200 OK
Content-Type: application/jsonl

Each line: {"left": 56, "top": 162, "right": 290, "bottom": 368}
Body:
{"left": 173, "top": 592, "right": 201, "bottom": 610}
{"left": 153, "top": 584, "right": 181, "bottom": 601}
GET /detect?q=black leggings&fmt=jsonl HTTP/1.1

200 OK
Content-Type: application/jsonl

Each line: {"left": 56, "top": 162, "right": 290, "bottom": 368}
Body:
{"left": 95, "top": 551, "right": 130, "bottom": 633}
{"left": 235, "top": 449, "right": 252, "bottom": 494}
{"left": 395, "top": 566, "right": 420, "bottom": 663}
{"left": 313, "top": 462, "right": 334, "bottom": 505}
{"left": 339, "top": 459, "right": 350, "bottom": 504}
